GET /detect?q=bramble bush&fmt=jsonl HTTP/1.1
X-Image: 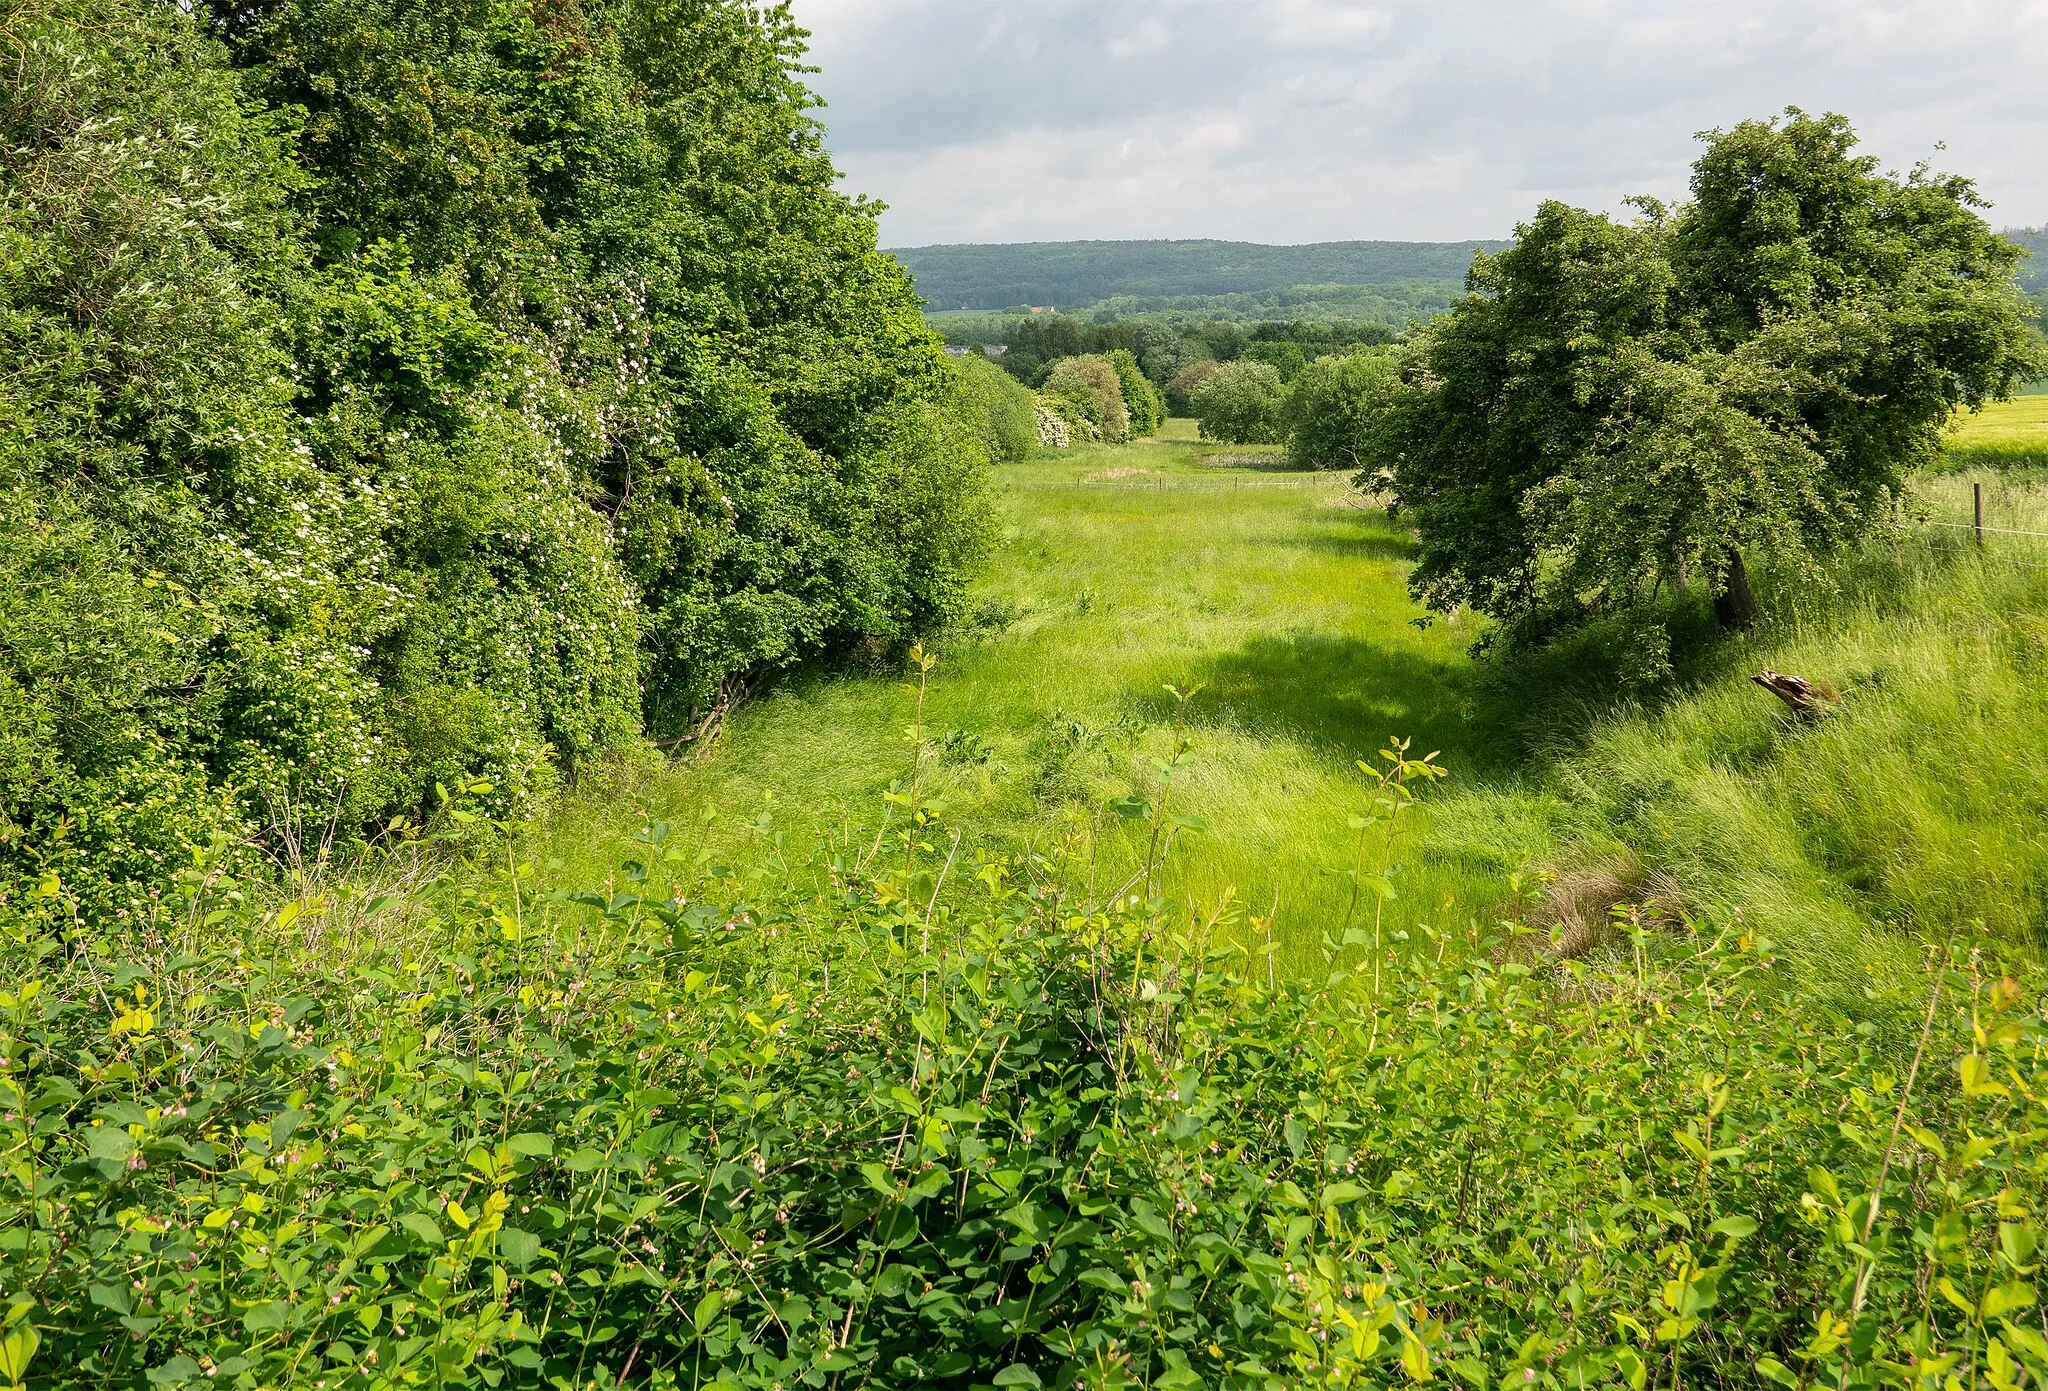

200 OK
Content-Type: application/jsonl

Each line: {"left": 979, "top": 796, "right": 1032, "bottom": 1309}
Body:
{"left": 6, "top": 741, "right": 2048, "bottom": 1390}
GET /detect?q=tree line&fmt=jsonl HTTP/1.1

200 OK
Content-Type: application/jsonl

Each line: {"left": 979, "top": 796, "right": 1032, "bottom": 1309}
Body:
{"left": 986, "top": 112, "right": 2040, "bottom": 689}
{"left": 888, "top": 236, "right": 1506, "bottom": 311}
{"left": 0, "top": 0, "right": 1003, "bottom": 915}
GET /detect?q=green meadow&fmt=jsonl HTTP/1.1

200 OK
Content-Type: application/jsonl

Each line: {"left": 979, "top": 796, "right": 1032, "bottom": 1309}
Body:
{"left": 542, "top": 402, "right": 2048, "bottom": 986}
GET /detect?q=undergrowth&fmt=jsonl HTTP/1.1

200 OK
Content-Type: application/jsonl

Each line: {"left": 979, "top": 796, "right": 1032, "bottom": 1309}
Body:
{"left": 6, "top": 756, "right": 2048, "bottom": 1390}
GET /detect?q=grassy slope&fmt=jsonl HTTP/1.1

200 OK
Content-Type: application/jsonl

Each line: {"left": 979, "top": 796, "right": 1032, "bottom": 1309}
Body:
{"left": 548, "top": 421, "right": 1483, "bottom": 972}
{"left": 543, "top": 404, "right": 2048, "bottom": 986}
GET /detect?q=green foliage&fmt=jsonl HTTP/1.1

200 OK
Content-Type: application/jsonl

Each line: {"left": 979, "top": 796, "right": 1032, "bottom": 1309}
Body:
{"left": 951, "top": 355, "right": 1041, "bottom": 462}
{"left": 1368, "top": 110, "right": 2043, "bottom": 675}
{"left": 1285, "top": 353, "right": 1398, "bottom": 470}
{"left": 1191, "top": 362, "right": 1287, "bottom": 445}
{"left": 10, "top": 751, "right": 2048, "bottom": 1390}
{"left": 1081, "top": 285, "right": 1447, "bottom": 331}
{"left": 1166, "top": 360, "right": 1224, "bottom": 417}
{"left": 2, "top": 0, "right": 993, "bottom": 914}
{"left": 1042, "top": 357, "right": 1131, "bottom": 445}
{"left": 1242, "top": 341, "right": 1307, "bottom": 382}
{"left": 1104, "top": 350, "right": 1166, "bottom": 437}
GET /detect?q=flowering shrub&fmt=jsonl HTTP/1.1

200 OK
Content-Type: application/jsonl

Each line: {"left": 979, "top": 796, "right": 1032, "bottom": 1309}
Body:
{"left": 0, "top": 0, "right": 993, "bottom": 917}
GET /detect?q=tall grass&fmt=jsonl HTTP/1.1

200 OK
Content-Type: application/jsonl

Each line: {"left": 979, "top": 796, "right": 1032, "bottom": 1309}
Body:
{"left": 540, "top": 413, "right": 2048, "bottom": 984}
{"left": 1427, "top": 466, "right": 2048, "bottom": 992}
{"left": 541, "top": 427, "right": 1485, "bottom": 974}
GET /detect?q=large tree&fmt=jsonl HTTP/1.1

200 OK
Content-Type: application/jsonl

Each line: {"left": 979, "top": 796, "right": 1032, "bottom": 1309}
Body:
{"left": 1366, "top": 110, "right": 2041, "bottom": 675}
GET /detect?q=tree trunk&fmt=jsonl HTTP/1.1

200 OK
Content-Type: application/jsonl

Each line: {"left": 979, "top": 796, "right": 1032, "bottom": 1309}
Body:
{"left": 1714, "top": 549, "right": 1759, "bottom": 632}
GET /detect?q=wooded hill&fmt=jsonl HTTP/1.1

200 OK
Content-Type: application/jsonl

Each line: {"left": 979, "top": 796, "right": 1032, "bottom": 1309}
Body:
{"left": 888, "top": 237, "right": 1508, "bottom": 310}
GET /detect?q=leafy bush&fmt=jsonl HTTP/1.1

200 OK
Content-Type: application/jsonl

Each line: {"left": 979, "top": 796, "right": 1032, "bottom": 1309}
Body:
{"left": 1166, "top": 360, "right": 1224, "bottom": 416}
{"left": 1191, "top": 362, "right": 1287, "bottom": 445}
{"left": 1281, "top": 352, "right": 1397, "bottom": 471}
{"left": 1, "top": 0, "right": 994, "bottom": 914}
{"left": 1034, "top": 394, "right": 1093, "bottom": 447}
{"left": 951, "top": 356, "right": 1041, "bottom": 463}
{"left": 1042, "top": 356, "right": 1132, "bottom": 444}
{"left": 7, "top": 752, "right": 2048, "bottom": 1391}
{"left": 1105, "top": 350, "right": 1166, "bottom": 437}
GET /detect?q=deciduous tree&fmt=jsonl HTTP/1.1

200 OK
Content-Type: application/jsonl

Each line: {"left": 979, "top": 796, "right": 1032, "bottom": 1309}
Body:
{"left": 1367, "top": 110, "right": 2041, "bottom": 675}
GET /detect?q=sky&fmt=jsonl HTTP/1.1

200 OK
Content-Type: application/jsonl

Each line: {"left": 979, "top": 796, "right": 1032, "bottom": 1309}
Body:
{"left": 790, "top": 0, "right": 2048, "bottom": 248}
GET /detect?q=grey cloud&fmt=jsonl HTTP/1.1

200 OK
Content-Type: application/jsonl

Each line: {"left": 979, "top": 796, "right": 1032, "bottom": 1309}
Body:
{"left": 791, "top": 0, "right": 2048, "bottom": 244}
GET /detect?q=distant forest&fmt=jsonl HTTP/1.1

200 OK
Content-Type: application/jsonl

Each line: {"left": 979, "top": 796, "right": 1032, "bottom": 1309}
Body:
{"left": 887, "top": 238, "right": 1507, "bottom": 310}
{"left": 2006, "top": 227, "right": 2048, "bottom": 299}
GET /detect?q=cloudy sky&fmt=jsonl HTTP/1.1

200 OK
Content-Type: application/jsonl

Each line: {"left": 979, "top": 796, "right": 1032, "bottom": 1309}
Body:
{"left": 790, "top": 0, "right": 2048, "bottom": 248}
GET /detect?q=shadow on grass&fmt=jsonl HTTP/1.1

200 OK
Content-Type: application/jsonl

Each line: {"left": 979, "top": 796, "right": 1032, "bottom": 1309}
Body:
{"left": 1162, "top": 591, "right": 1769, "bottom": 784}
{"left": 1139, "top": 631, "right": 1501, "bottom": 774}
{"left": 1200, "top": 452, "right": 1318, "bottom": 473}
{"left": 1258, "top": 520, "right": 1418, "bottom": 565}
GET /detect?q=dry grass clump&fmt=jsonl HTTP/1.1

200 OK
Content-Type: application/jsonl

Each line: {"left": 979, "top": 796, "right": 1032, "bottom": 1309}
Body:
{"left": 1532, "top": 855, "right": 1682, "bottom": 959}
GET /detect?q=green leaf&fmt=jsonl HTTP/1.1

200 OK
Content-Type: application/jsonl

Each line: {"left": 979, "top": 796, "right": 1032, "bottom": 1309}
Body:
{"left": 398, "top": 1213, "right": 444, "bottom": 1245}
{"left": 88, "top": 1284, "right": 133, "bottom": 1316}
{"left": 1126, "top": 1200, "right": 1169, "bottom": 1240}
{"left": 242, "top": 1302, "right": 287, "bottom": 1333}
{"left": 1983, "top": 1280, "right": 2036, "bottom": 1320}
{"left": 992, "top": 1365, "right": 1043, "bottom": 1388}
{"left": 694, "top": 1291, "right": 724, "bottom": 1329}
{"left": 497, "top": 1228, "right": 542, "bottom": 1269}
{"left": 145, "top": 1355, "right": 200, "bottom": 1387}
{"left": 1754, "top": 1357, "right": 1798, "bottom": 1386}
{"left": 86, "top": 1126, "right": 135, "bottom": 1164}
{"left": 508, "top": 1133, "right": 554, "bottom": 1158}
{"left": 1709, "top": 1215, "right": 1759, "bottom": 1240}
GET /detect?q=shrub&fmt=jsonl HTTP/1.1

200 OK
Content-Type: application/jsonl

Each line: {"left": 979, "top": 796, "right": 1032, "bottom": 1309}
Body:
{"left": 1166, "top": 359, "right": 1223, "bottom": 416}
{"left": 7, "top": 751, "right": 2048, "bottom": 1390}
{"left": 1, "top": 0, "right": 995, "bottom": 914}
{"left": 1190, "top": 361, "right": 1287, "bottom": 444}
{"left": 1034, "top": 393, "right": 1095, "bottom": 446}
{"left": 950, "top": 354, "right": 1040, "bottom": 462}
{"left": 1285, "top": 351, "right": 1398, "bottom": 469}
{"left": 1042, "top": 355, "right": 1131, "bottom": 444}
{"left": 1105, "top": 349, "right": 1166, "bottom": 437}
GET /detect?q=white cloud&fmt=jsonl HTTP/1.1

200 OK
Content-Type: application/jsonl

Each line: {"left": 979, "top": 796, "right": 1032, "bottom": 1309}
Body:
{"left": 792, "top": 0, "right": 2048, "bottom": 246}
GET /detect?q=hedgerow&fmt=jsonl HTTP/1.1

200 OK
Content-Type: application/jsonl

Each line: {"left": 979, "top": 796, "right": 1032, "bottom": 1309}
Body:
{"left": 5, "top": 753, "right": 2046, "bottom": 1390}
{"left": 0, "top": 0, "right": 992, "bottom": 917}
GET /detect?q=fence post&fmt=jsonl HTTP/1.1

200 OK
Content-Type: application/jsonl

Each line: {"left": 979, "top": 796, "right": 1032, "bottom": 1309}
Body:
{"left": 1975, "top": 481, "right": 1985, "bottom": 548}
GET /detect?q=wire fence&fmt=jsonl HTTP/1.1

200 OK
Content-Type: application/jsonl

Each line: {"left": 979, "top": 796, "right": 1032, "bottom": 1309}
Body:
{"left": 1917, "top": 479, "right": 2048, "bottom": 568}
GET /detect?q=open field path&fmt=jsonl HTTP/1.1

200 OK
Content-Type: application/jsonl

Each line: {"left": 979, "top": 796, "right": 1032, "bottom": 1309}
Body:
{"left": 544, "top": 421, "right": 1492, "bottom": 970}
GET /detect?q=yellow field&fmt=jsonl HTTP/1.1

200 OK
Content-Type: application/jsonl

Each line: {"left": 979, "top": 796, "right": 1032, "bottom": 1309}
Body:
{"left": 1952, "top": 394, "right": 2048, "bottom": 443}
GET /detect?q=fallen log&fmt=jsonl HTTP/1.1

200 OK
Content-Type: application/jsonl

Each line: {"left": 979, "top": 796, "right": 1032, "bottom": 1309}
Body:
{"left": 1751, "top": 669, "right": 1838, "bottom": 715}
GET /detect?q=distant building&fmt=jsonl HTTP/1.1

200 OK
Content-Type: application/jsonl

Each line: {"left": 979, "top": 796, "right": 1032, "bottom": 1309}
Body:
{"left": 983, "top": 345, "right": 1006, "bottom": 357}
{"left": 943, "top": 345, "right": 971, "bottom": 356}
